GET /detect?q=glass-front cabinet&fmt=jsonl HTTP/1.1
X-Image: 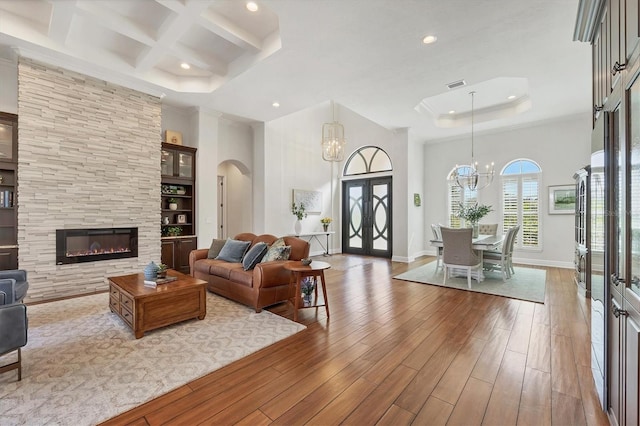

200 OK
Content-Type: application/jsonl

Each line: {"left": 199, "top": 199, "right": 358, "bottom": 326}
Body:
{"left": 161, "top": 144, "right": 194, "bottom": 179}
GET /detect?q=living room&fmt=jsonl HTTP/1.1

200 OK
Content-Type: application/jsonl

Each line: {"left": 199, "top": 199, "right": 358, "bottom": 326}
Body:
{"left": 0, "top": 0, "right": 608, "bottom": 424}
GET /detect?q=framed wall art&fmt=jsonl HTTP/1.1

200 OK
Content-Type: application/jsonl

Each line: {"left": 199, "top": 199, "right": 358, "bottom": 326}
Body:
{"left": 548, "top": 184, "right": 576, "bottom": 214}
{"left": 292, "top": 189, "right": 322, "bottom": 214}
{"left": 177, "top": 214, "right": 187, "bottom": 224}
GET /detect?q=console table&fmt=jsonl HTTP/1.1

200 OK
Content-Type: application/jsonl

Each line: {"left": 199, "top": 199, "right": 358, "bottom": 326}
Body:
{"left": 288, "top": 231, "right": 334, "bottom": 256}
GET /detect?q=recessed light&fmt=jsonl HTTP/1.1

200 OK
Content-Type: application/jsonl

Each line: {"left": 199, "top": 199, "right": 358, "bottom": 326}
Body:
{"left": 246, "top": 2, "right": 258, "bottom": 12}
{"left": 180, "top": 62, "right": 191, "bottom": 70}
{"left": 272, "top": 102, "right": 280, "bottom": 108}
{"left": 422, "top": 35, "right": 437, "bottom": 44}
{"left": 507, "top": 95, "right": 516, "bottom": 100}
{"left": 448, "top": 110, "right": 455, "bottom": 114}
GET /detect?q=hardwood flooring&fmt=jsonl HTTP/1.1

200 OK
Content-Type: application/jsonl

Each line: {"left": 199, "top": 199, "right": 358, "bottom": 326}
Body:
{"left": 101, "top": 255, "right": 610, "bottom": 425}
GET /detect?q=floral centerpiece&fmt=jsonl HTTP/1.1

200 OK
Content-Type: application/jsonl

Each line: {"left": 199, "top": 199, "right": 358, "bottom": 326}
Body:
{"left": 320, "top": 217, "right": 332, "bottom": 231}
{"left": 301, "top": 277, "right": 315, "bottom": 304}
{"left": 456, "top": 203, "right": 492, "bottom": 237}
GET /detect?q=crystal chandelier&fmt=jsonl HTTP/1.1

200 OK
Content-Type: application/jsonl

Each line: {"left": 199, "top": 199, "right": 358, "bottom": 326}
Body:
{"left": 321, "top": 101, "right": 346, "bottom": 162}
{"left": 451, "top": 91, "right": 495, "bottom": 190}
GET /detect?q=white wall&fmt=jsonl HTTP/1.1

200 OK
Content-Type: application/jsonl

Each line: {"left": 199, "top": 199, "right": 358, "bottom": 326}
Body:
{"left": 0, "top": 57, "right": 17, "bottom": 114}
{"left": 263, "top": 101, "right": 401, "bottom": 256}
{"left": 424, "top": 113, "right": 591, "bottom": 268}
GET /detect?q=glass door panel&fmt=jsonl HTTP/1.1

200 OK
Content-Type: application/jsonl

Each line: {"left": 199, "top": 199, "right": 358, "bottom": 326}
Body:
{"left": 161, "top": 149, "right": 174, "bottom": 176}
{"left": 345, "top": 182, "right": 363, "bottom": 251}
{"left": 178, "top": 152, "right": 193, "bottom": 178}
{"left": 630, "top": 78, "right": 640, "bottom": 297}
{"left": 372, "top": 182, "right": 390, "bottom": 252}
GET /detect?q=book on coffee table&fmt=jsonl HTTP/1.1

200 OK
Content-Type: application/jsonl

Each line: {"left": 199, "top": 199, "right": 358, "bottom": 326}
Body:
{"left": 144, "top": 276, "right": 178, "bottom": 287}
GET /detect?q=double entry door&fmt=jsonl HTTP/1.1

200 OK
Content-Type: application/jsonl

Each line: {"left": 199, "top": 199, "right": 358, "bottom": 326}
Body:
{"left": 342, "top": 177, "right": 392, "bottom": 258}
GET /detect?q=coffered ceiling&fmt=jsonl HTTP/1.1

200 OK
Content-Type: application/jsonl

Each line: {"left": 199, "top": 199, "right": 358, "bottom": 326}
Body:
{"left": 0, "top": 0, "right": 591, "bottom": 142}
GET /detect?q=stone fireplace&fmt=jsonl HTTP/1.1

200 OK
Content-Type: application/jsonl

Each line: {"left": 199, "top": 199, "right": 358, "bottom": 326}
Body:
{"left": 56, "top": 227, "right": 138, "bottom": 265}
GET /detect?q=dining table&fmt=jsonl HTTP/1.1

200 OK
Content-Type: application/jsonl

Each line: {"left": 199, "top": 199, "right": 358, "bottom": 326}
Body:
{"left": 430, "top": 234, "right": 504, "bottom": 281}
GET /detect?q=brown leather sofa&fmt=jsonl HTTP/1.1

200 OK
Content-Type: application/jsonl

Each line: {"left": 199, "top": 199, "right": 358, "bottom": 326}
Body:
{"left": 189, "top": 233, "right": 310, "bottom": 312}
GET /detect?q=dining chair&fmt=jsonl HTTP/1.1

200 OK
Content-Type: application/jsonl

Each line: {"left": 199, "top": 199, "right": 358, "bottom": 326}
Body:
{"left": 440, "top": 227, "right": 482, "bottom": 288}
{"left": 478, "top": 223, "right": 498, "bottom": 236}
{"left": 431, "top": 224, "right": 443, "bottom": 271}
{"left": 483, "top": 225, "right": 519, "bottom": 281}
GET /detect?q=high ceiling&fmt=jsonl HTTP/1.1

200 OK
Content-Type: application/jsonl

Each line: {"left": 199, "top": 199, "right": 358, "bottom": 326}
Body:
{"left": 0, "top": 0, "right": 591, "bottom": 142}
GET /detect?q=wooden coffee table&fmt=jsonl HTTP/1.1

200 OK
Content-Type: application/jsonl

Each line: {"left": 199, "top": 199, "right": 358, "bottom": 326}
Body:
{"left": 108, "top": 270, "right": 207, "bottom": 338}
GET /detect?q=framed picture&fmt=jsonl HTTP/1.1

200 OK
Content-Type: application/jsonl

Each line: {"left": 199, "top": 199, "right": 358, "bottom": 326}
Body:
{"left": 165, "top": 130, "right": 182, "bottom": 145}
{"left": 548, "top": 184, "right": 576, "bottom": 214}
{"left": 292, "top": 189, "right": 322, "bottom": 214}
{"left": 177, "top": 214, "right": 187, "bottom": 224}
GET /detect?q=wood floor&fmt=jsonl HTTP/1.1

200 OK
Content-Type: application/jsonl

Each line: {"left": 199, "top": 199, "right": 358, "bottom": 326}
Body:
{"left": 101, "top": 255, "right": 610, "bottom": 426}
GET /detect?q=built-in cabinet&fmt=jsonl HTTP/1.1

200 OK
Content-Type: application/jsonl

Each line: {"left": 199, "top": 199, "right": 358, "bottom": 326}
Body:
{"left": 586, "top": 1, "right": 640, "bottom": 424}
{"left": 0, "top": 112, "right": 18, "bottom": 270}
{"left": 160, "top": 143, "right": 196, "bottom": 274}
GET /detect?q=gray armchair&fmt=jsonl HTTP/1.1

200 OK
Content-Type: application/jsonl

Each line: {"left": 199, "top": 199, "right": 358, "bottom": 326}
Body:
{"left": 0, "top": 269, "right": 29, "bottom": 381}
{"left": 0, "top": 269, "right": 29, "bottom": 304}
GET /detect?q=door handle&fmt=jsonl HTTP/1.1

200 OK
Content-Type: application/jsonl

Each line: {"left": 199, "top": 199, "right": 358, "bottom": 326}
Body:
{"left": 611, "top": 272, "right": 625, "bottom": 286}
{"left": 612, "top": 304, "right": 629, "bottom": 318}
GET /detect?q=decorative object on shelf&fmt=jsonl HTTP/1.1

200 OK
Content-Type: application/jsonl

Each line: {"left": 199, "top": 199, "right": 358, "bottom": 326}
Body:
{"left": 166, "top": 226, "right": 181, "bottom": 237}
{"left": 162, "top": 185, "right": 186, "bottom": 195}
{"left": 168, "top": 198, "right": 178, "bottom": 210}
{"left": 456, "top": 203, "right": 493, "bottom": 238}
{"left": 450, "top": 91, "right": 495, "bottom": 191}
{"left": 321, "top": 100, "right": 346, "bottom": 162}
{"left": 177, "top": 214, "right": 187, "bottom": 224}
{"left": 320, "top": 217, "right": 332, "bottom": 231}
{"left": 162, "top": 216, "right": 169, "bottom": 225}
{"left": 301, "top": 277, "right": 315, "bottom": 305}
{"left": 301, "top": 257, "right": 313, "bottom": 266}
{"left": 165, "top": 129, "right": 183, "bottom": 145}
{"left": 156, "top": 263, "right": 168, "bottom": 279}
{"left": 143, "top": 261, "right": 159, "bottom": 280}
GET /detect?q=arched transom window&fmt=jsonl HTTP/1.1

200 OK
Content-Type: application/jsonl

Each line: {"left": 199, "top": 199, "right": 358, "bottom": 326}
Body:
{"left": 344, "top": 146, "right": 392, "bottom": 176}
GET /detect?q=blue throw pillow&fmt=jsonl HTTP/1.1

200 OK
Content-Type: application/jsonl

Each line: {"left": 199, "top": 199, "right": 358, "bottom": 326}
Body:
{"left": 215, "top": 239, "right": 251, "bottom": 263}
{"left": 242, "top": 242, "right": 268, "bottom": 271}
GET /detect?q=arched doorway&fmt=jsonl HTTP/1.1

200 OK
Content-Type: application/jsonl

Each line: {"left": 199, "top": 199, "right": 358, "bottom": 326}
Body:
{"left": 217, "top": 160, "right": 251, "bottom": 238}
{"left": 341, "top": 146, "right": 393, "bottom": 258}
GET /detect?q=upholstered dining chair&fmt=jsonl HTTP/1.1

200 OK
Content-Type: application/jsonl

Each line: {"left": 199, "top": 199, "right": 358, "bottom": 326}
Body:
{"left": 483, "top": 225, "right": 520, "bottom": 281}
{"left": 478, "top": 223, "right": 499, "bottom": 236}
{"left": 441, "top": 227, "right": 482, "bottom": 289}
{"left": 431, "top": 224, "right": 443, "bottom": 271}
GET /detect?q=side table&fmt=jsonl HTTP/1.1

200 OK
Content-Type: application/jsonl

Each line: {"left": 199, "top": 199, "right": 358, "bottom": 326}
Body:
{"left": 284, "top": 260, "right": 331, "bottom": 322}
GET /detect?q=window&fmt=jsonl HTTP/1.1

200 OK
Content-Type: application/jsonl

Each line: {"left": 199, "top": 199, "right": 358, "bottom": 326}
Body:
{"left": 447, "top": 166, "right": 478, "bottom": 227}
{"left": 501, "top": 159, "right": 541, "bottom": 249}
{"left": 344, "top": 146, "right": 392, "bottom": 176}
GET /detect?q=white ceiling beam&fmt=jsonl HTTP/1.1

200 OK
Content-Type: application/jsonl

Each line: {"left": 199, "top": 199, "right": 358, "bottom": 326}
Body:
{"left": 173, "top": 43, "right": 227, "bottom": 76}
{"left": 135, "top": 1, "right": 210, "bottom": 72}
{"left": 47, "top": 1, "right": 77, "bottom": 45}
{"left": 74, "top": 2, "right": 155, "bottom": 46}
{"left": 198, "top": 9, "right": 261, "bottom": 52}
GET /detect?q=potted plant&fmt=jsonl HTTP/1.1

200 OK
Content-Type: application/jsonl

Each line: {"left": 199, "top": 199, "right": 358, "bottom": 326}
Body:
{"left": 320, "top": 217, "right": 332, "bottom": 231}
{"left": 291, "top": 202, "right": 307, "bottom": 234}
{"left": 456, "top": 203, "right": 492, "bottom": 237}
{"left": 168, "top": 198, "right": 178, "bottom": 210}
{"left": 156, "top": 263, "right": 168, "bottom": 279}
{"left": 166, "top": 226, "right": 181, "bottom": 237}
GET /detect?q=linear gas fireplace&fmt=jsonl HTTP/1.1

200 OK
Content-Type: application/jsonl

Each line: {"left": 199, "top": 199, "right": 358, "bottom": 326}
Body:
{"left": 56, "top": 227, "right": 138, "bottom": 265}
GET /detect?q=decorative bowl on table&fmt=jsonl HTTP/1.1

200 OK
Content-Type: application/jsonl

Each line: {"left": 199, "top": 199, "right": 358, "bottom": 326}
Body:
{"left": 301, "top": 258, "right": 313, "bottom": 266}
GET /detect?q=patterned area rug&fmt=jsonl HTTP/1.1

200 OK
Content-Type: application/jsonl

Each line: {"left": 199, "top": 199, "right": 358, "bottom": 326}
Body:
{"left": 0, "top": 292, "right": 305, "bottom": 426}
{"left": 394, "top": 261, "right": 546, "bottom": 303}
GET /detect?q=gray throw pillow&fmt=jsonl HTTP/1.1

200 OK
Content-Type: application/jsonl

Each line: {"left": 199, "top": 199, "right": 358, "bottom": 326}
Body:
{"left": 207, "top": 238, "right": 227, "bottom": 259}
{"left": 215, "top": 239, "right": 251, "bottom": 263}
{"left": 242, "top": 242, "right": 268, "bottom": 271}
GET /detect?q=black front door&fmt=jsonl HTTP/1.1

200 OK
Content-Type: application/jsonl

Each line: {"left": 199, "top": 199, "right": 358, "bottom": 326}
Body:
{"left": 342, "top": 177, "right": 392, "bottom": 258}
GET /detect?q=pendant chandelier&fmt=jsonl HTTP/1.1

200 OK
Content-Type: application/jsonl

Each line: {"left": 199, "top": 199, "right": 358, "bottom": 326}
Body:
{"left": 451, "top": 91, "right": 495, "bottom": 190}
{"left": 321, "top": 101, "right": 346, "bottom": 162}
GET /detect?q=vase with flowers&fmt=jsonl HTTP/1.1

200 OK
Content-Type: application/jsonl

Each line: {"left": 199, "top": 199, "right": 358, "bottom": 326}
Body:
{"left": 291, "top": 202, "right": 307, "bottom": 234}
{"left": 301, "top": 277, "right": 315, "bottom": 305}
{"left": 455, "top": 203, "right": 493, "bottom": 238}
{"left": 320, "top": 217, "right": 332, "bottom": 231}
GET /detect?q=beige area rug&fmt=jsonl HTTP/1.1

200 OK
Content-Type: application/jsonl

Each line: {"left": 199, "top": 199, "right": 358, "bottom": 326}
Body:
{"left": 0, "top": 292, "right": 306, "bottom": 426}
{"left": 394, "top": 261, "right": 546, "bottom": 303}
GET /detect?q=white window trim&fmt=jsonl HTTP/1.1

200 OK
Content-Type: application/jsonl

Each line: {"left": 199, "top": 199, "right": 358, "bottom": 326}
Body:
{"left": 501, "top": 171, "right": 542, "bottom": 252}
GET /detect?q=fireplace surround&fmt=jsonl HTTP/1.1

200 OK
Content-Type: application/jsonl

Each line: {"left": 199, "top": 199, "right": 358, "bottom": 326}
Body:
{"left": 56, "top": 228, "right": 138, "bottom": 265}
